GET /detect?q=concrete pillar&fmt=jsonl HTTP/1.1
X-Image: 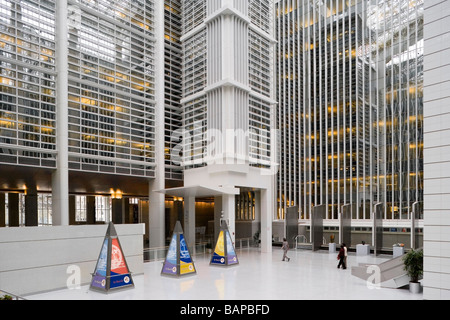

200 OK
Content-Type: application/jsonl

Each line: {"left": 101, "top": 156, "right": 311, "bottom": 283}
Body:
{"left": 8, "top": 193, "right": 20, "bottom": 227}
{"left": 69, "top": 195, "right": 76, "bottom": 225}
{"left": 221, "top": 194, "right": 236, "bottom": 243}
{"left": 214, "top": 195, "right": 223, "bottom": 242}
{"left": 173, "top": 199, "right": 183, "bottom": 224}
{"left": 254, "top": 191, "right": 261, "bottom": 223}
{"left": 183, "top": 196, "right": 196, "bottom": 249}
{"left": 0, "top": 193, "right": 5, "bottom": 227}
{"left": 86, "top": 196, "right": 96, "bottom": 224}
{"left": 52, "top": 0, "right": 69, "bottom": 226}
{"left": 311, "top": 205, "right": 325, "bottom": 251}
{"left": 24, "top": 188, "right": 38, "bottom": 226}
{"left": 149, "top": 180, "right": 165, "bottom": 248}
{"left": 123, "top": 198, "right": 130, "bottom": 224}
{"left": 260, "top": 187, "right": 273, "bottom": 253}
{"left": 148, "top": 0, "right": 166, "bottom": 248}
{"left": 112, "top": 198, "right": 123, "bottom": 224}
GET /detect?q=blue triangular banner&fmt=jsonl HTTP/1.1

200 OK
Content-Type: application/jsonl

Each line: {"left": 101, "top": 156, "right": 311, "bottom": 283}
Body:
{"left": 161, "top": 221, "right": 196, "bottom": 277}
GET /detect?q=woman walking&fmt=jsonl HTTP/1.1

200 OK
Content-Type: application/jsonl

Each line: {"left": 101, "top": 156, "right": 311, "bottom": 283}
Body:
{"left": 282, "top": 238, "right": 290, "bottom": 262}
{"left": 337, "top": 244, "right": 346, "bottom": 269}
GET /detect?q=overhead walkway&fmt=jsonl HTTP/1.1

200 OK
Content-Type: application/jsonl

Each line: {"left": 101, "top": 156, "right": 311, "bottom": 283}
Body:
{"left": 351, "top": 254, "right": 410, "bottom": 288}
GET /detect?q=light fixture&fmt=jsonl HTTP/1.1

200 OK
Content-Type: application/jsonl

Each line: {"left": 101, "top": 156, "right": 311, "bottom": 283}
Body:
{"left": 110, "top": 189, "right": 123, "bottom": 199}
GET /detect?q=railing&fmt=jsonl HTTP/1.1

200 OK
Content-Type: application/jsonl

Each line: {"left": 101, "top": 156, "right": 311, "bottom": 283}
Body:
{"left": 143, "top": 237, "right": 256, "bottom": 262}
{"left": 0, "top": 290, "right": 25, "bottom": 300}
{"left": 234, "top": 237, "right": 256, "bottom": 249}
{"left": 143, "top": 242, "right": 208, "bottom": 262}
{"left": 295, "top": 235, "right": 309, "bottom": 249}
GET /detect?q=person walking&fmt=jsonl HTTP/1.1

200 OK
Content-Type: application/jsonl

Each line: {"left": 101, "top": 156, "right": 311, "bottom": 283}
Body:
{"left": 343, "top": 243, "right": 348, "bottom": 269}
{"left": 337, "top": 244, "right": 346, "bottom": 269}
{"left": 282, "top": 238, "right": 290, "bottom": 262}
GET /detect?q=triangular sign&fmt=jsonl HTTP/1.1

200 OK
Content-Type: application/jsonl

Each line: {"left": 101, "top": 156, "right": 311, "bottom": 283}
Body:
{"left": 90, "top": 222, "right": 134, "bottom": 292}
{"left": 210, "top": 220, "right": 239, "bottom": 266}
{"left": 161, "top": 221, "right": 196, "bottom": 277}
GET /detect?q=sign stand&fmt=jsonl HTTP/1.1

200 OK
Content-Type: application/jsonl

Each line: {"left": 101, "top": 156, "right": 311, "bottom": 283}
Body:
{"left": 161, "top": 221, "right": 197, "bottom": 277}
{"left": 90, "top": 222, "right": 134, "bottom": 293}
{"left": 210, "top": 219, "right": 239, "bottom": 266}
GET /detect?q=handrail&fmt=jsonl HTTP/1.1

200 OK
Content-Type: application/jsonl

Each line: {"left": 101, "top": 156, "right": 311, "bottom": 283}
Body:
{"left": 295, "top": 235, "right": 307, "bottom": 242}
{"left": 295, "top": 235, "right": 308, "bottom": 249}
{"left": 235, "top": 237, "right": 255, "bottom": 249}
{"left": 143, "top": 237, "right": 254, "bottom": 262}
{"left": 143, "top": 242, "right": 208, "bottom": 262}
{"left": 0, "top": 290, "right": 26, "bottom": 300}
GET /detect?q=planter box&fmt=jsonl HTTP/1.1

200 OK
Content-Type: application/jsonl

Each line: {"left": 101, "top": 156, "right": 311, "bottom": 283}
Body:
{"left": 356, "top": 244, "right": 370, "bottom": 256}
{"left": 393, "top": 246, "right": 405, "bottom": 258}
{"left": 329, "top": 243, "right": 337, "bottom": 253}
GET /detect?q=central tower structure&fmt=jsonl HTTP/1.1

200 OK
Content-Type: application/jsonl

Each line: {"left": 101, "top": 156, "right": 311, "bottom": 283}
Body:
{"left": 175, "top": 0, "right": 277, "bottom": 252}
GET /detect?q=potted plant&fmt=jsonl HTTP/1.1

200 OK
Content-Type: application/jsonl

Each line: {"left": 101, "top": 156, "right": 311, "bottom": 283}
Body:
{"left": 403, "top": 248, "right": 423, "bottom": 293}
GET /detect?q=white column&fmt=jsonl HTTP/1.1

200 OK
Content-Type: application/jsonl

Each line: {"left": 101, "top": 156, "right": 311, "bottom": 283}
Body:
{"left": 254, "top": 191, "right": 261, "bottom": 222}
{"left": 260, "top": 186, "right": 274, "bottom": 253}
{"left": 214, "top": 195, "right": 223, "bottom": 242}
{"left": 183, "top": 196, "right": 196, "bottom": 249}
{"left": 221, "top": 12, "right": 235, "bottom": 165}
{"left": 222, "top": 194, "right": 236, "bottom": 243}
{"left": 52, "top": 0, "right": 69, "bottom": 226}
{"left": 223, "top": 85, "right": 235, "bottom": 164}
{"left": 149, "top": 0, "right": 166, "bottom": 248}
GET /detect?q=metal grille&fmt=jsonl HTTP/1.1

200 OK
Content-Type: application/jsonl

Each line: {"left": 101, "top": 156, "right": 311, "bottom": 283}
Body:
{"left": 0, "top": 0, "right": 57, "bottom": 168}
{"left": 67, "top": 0, "right": 156, "bottom": 177}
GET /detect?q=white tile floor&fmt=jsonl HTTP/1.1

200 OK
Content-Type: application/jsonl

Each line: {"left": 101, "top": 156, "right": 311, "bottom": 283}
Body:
{"left": 26, "top": 248, "right": 423, "bottom": 300}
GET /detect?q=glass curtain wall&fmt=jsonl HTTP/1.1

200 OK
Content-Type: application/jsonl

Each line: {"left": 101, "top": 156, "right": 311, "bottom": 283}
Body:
{"left": 276, "top": 0, "right": 423, "bottom": 222}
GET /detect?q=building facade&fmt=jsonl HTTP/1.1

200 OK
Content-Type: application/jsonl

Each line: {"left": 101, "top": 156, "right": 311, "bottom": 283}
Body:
{"left": 0, "top": 0, "right": 160, "bottom": 232}
{"left": 1, "top": 0, "right": 450, "bottom": 300}
{"left": 163, "top": 0, "right": 183, "bottom": 184}
{"left": 275, "top": 0, "right": 424, "bottom": 246}
{"left": 174, "top": 0, "right": 277, "bottom": 252}
{"left": 0, "top": 0, "right": 278, "bottom": 250}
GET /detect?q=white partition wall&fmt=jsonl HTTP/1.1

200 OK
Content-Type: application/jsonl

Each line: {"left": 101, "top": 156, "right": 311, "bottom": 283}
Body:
{"left": 0, "top": 224, "right": 144, "bottom": 296}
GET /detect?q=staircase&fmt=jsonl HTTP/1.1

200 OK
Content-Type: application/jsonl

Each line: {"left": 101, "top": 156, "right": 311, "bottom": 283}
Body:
{"left": 351, "top": 254, "right": 410, "bottom": 288}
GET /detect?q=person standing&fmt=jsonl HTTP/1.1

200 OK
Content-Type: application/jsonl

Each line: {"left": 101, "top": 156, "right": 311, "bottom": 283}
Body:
{"left": 343, "top": 243, "right": 348, "bottom": 269}
{"left": 337, "top": 244, "right": 346, "bottom": 269}
{"left": 282, "top": 238, "right": 290, "bottom": 262}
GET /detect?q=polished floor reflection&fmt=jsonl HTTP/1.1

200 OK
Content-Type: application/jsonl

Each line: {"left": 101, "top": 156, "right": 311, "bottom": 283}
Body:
{"left": 26, "top": 248, "right": 422, "bottom": 300}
